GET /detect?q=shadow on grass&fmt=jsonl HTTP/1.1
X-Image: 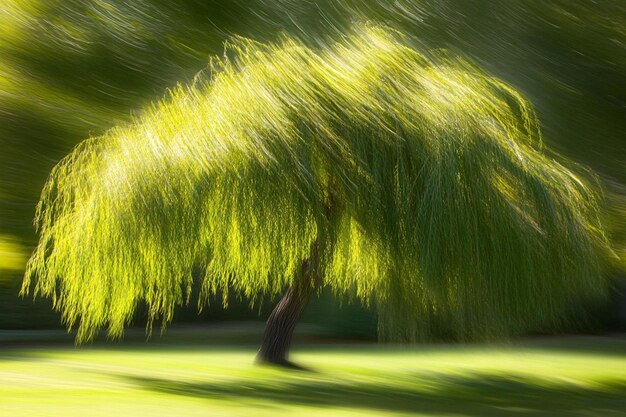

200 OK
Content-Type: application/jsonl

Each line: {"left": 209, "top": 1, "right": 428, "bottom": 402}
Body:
{"left": 122, "top": 371, "right": 626, "bottom": 417}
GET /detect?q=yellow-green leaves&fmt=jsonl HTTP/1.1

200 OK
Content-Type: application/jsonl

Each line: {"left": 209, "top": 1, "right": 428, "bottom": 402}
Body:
{"left": 24, "top": 24, "right": 612, "bottom": 342}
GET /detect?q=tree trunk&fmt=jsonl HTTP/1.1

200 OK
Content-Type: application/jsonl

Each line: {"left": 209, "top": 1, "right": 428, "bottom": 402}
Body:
{"left": 256, "top": 240, "right": 322, "bottom": 367}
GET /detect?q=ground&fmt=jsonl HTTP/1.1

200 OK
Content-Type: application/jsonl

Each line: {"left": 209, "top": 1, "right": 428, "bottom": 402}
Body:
{"left": 0, "top": 325, "right": 625, "bottom": 417}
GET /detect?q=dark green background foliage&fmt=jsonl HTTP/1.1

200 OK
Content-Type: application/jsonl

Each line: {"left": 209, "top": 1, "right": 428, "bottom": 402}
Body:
{"left": 1, "top": 0, "right": 624, "bottom": 334}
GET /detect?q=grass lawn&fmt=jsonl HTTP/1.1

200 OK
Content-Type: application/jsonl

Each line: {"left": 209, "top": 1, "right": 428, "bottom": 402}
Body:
{"left": 0, "top": 326, "right": 625, "bottom": 417}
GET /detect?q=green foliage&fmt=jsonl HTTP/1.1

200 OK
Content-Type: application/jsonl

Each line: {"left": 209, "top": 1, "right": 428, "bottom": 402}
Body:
{"left": 23, "top": 25, "right": 613, "bottom": 342}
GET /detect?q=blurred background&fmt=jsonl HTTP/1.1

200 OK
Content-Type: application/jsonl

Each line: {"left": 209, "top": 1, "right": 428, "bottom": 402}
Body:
{"left": 1, "top": 0, "right": 625, "bottom": 336}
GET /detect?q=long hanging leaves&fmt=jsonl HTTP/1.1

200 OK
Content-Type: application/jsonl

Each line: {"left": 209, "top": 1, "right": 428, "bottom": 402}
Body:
{"left": 23, "top": 24, "right": 612, "bottom": 342}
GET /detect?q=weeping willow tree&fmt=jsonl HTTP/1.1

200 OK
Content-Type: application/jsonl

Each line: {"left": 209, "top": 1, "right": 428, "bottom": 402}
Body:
{"left": 23, "top": 24, "right": 612, "bottom": 365}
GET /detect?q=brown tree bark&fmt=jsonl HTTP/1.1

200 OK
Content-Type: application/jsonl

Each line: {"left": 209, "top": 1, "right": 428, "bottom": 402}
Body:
{"left": 256, "top": 239, "right": 323, "bottom": 367}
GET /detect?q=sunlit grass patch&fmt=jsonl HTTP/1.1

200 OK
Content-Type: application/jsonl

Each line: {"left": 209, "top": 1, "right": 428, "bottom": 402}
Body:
{"left": 0, "top": 333, "right": 625, "bottom": 417}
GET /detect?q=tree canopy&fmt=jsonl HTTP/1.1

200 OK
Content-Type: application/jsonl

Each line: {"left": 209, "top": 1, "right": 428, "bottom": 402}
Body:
{"left": 23, "top": 24, "right": 612, "bottom": 342}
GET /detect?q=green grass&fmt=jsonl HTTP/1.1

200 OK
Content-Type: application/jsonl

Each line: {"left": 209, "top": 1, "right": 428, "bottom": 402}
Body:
{"left": 1, "top": 328, "right": 625, "bottom": 416}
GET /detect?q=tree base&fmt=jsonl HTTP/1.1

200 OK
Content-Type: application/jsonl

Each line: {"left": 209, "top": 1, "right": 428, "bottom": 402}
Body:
{"left": 255, "top": 355, "right": 311, "bottom": 371}
{"left": 256, "top": 240, "right": 322, "bottom": 368}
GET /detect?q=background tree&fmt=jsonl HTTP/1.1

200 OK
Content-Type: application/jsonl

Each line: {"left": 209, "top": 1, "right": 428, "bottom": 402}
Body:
{"left": 23, "top": 25, "right": 613, "bottom": 365}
